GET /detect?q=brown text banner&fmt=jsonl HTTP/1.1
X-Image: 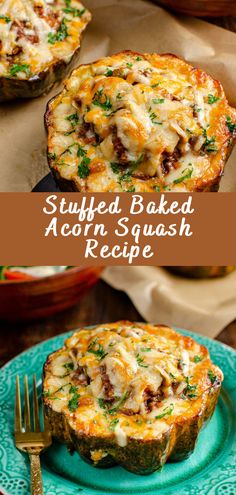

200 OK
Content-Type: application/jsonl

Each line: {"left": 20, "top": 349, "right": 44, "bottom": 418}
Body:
{"left": 0, "top": 193, "right": 235, "bottom": 265}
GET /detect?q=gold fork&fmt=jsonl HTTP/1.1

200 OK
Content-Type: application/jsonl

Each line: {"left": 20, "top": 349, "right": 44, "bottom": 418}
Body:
{"left": 14, "top": 375, "right": 52, "bottom": 495}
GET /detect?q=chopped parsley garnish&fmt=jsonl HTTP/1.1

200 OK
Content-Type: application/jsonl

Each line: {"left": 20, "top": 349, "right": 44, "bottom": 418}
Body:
{"left": 105, "top": 69, "right": 113, "bottom": 77}
{"left": 136, "top": 56, "right": 142, "bottom": 61}
{"left": 109, "top": 418, "right": 119, "bottom": 431}
{"left": 110, "top": 162, "right": 120, "bottom": 174}
{"left": 151, "top": 82, "right": 161, "bottom": 88}
{"left": 155, "top": 403, "right": 174, "bottom": 419}
{"left": 130, "top": 154, "right": 144, "bottom": 169}
{"left": 77, "top": 145, "right": 87, "bottom": 157}
{"left": 88, "top": 338, "right": 107, "bottom": 360}
{"left": 48, "top": 18, "right": 68, "bottom": 44}
{"left": 208, "top": 370, "right": 218, "bottom": 385}
{"left": 47, "top": 152, "right": 56, "bottom": 160}
{"left": 98, "top": 398, "right": 107, "bottom": 409}
{"left": 173, "top": 165, "right": 193, "bottom": 184}
{"left": 43, "top": 390, "right": 54, "bottom": 399}
{"left": 126, "top": 62, "right": 133, "bottom": 68}
{"left": 61, "top": 143, "right": 76, "bottom": 156}
{"left": 184, "top": 377, "right": 197, "bottom": 399}
{"left": 207, "top": 94, "right": 220, "bottom": 105}
{"left": 136, "top": 353, "right": 148, "bottom": 368}
{"left": 202, "top": 129, "right": 217, "bottom": 153}
{"left": 65, "top": 113, "right": 79, "bottom": 126}
{"left": 78, "top": 156, "right": 91, "bottom": 179}
{"left": 69, "top": 385, "right": 78, "bottom": 394}
{"left": 43, "top": 383, "right": 70, "bottom": 400}
{"left": 154, "top": 185, "right": 161, "bottom": 192}
{"left": 63, "top": 362, "right": 74, "bottom": 371}
{"left": 9, "top": 64, "right": 30, "bottom": 77}
{"left": 192, "top": 104, "right": 201, "bottom": 113}
{"left": 152, "top": 98, "right": 165, "bottom": 104}
{"left": 140, "top": 347, "right": 151, "bottom": 352}
{"left": 93, "top": 89, "right": 112, "bottom": 111}
{"left": 63, "top": 7, "right": 85, "bottom": 16}
{"left": 149, "top": 108, "right": 162, "bottom": 125}
{"left": 68, "top": 386, "right": 80, "bottom": 412}
{"left": 99, "top": 392, "right": 128, "bottom": 415}
{"left": 108, "top": 391, "right": 129, "bottom": 414}
{"left": 111, "top": 154, "right": 144, "bottom": 190}
{"left": 118, "top": 171, "right": 131, "bottom": 185}
{"left": 226, "top": 115, "right": 236, "bottom": 133}
{"left": 64, "top": 130, "right": 74, "bottom": 136}
{"left": 0, "top": 14, "right": 11, "bottom": 22}
{"left": 57, "top": 159, "right": 65, "bottom": 167}
{"left": 193, "top": 355, "right": 203, "bottom": 363}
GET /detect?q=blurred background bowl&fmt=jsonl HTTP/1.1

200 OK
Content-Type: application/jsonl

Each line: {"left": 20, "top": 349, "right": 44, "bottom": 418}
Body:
{"left": 0, "top": 267, "right": 103, "bottom": 321}
{"left": 166, "top": 266, "right": 235, "bottom": 279}
{"left": 153, "top": 0, "right": 236, "bottom": 17}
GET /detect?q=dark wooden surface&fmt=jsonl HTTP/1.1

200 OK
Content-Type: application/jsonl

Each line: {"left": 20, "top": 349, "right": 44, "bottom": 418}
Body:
{"left": 0, "top": 278, "right": 235, "bottom": 367}
{"left": 209, "top": 16, "right": 236, "bottom": 32}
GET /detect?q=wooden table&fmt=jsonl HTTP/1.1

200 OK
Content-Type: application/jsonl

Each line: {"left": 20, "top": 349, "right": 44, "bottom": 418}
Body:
{"left": 209, "top": 16, "right": 236, "bottom": 32}
{"left": 0, "top": 278, "right": 235, "bottom": 367}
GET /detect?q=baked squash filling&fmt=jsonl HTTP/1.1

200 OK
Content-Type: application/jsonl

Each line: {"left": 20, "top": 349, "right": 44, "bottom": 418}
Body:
{"left": 0, "top": 0, "right": 91, "bottom": 100}
{"left": 43, "top": 321, "right": 223, "bottom": 474}
{"left": 45, "top": 51, "right": 236, "bottom": 191}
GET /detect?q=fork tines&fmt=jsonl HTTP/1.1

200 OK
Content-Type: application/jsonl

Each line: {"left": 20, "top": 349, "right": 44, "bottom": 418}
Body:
{"left": 14, "top": 374, "right": 51, "bottom": 448}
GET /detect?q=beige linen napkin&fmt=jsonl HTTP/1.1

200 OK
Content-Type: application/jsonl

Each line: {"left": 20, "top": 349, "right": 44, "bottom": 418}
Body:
{"left": 0, "top": 0, "right": 236, "bottom": 191}
{"left": 102, "top": 266, "right": 236, "bottom": 337}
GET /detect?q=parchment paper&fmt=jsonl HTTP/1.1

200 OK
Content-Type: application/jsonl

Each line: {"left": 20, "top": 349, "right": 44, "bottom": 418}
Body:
{"left": 102, "top": 266, "right": 236, "bottom": 337}
{"left": 0, "top": 0, "right": 236, "bottom": 191}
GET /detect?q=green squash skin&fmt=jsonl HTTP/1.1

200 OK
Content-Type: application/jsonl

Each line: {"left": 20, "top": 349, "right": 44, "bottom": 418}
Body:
{"left": 0, "top": 18, "right": 89, "bottom": 103}
{"left": 0, "top": 55, "right": 76, "bottom": 102}
{"left": 71, "top": 429, "right": 172, "bottom": 474}
{"left": 170, "top": 383, "right": 221, "bottom": 461}
{"left": 167, "top": 266, "right": 235, "bottom": 279}
{"left": 43, "top": 382, "right": 221, "bottom": 475}
{"left": 44, "top": 401, "right": 173, "bottom": 474}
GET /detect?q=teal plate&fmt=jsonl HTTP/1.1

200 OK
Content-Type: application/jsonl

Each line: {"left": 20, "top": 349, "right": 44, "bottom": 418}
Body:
{"left": 0, "top": 328, "right": 236, "bottom": 495}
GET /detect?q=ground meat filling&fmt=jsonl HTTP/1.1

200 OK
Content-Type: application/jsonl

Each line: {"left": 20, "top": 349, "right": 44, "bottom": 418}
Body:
{"left": 33, "top": 4, "right": 61, "bottom": 29}
{"left": 112, "top": 129, "right": 128, "bottom": 164}
{"left": 11, "top": 20, "right": 39, "bottom": 44}
{"left": 161, "top": 148, "right": 181, "bottom": 176}
{"left": 143, "top": 387, "right": 164, "bottom": 413}
{"left": 72, "top": 366, "right": 89, "bottom": 387}
{"left": 100, "top": 365, "right": 114, "bottom": 402}
{"left": 7, "top": 45, "right": 23, "bottom": 58}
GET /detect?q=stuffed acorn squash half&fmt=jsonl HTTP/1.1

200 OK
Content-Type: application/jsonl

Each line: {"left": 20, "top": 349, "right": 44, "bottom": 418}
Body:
{"left": 43, "top": 321, "right": 223, "bottom": 474}
{"left": 0, "top": 0, "right": 91, "bottom": 101}
{"left": 45, "top": 51, "right": 236, "bottom": 192}
{"left": 167, "top": 266, "right": 235, "bottom": 279}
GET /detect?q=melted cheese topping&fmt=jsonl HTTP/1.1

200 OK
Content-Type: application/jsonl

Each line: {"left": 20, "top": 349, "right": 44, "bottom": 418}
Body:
{"left": 0, "top": 0, "right": 91, "bottom": 77}
{"left": 46, "top": 51, "right": 236, "bottom": 192}
{"left": 43, "top": 321, "right": 223, "bottom": 444}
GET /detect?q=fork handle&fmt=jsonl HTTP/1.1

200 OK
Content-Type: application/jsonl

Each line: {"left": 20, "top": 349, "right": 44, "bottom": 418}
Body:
{"left": 29, "top": 454, "right": 44, "bottom": 495}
